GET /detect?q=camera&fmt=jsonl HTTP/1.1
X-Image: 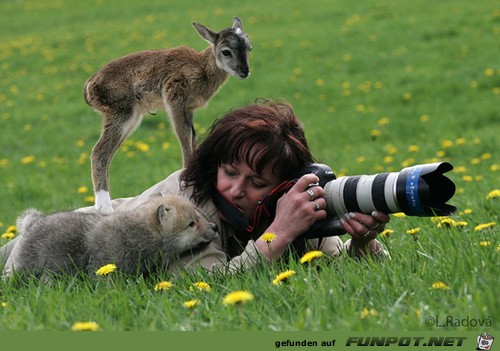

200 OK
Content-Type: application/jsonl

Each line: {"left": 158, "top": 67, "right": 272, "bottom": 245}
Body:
{"left": 299, "top": 162, "right": 457, "bottom": 238}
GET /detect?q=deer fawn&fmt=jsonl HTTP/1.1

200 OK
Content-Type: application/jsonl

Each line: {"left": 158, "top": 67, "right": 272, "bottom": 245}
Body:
{"left": 83, "top": 17, "right": 251, "bottom": 214}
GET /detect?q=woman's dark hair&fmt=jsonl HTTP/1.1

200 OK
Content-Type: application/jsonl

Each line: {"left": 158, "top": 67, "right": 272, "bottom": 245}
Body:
{"left": 181, "top": 100, "right": 314, "bottom": 205}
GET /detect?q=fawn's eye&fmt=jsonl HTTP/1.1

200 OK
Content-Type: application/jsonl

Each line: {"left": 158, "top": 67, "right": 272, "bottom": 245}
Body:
{"left": 222, "top": 50, "right": 232, "bottom": 57}
{"left": 188, "top": 221, "right": 196, "bottom": 228}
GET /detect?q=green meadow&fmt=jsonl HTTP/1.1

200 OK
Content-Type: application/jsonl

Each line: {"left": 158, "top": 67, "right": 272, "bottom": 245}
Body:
{"left": 0, "top": 0, "right": 498, "bottom": 331}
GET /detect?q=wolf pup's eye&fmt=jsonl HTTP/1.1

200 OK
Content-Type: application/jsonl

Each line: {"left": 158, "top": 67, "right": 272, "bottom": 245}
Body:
{"left": 188, "top": 221, "right": 196, "bottom": 227}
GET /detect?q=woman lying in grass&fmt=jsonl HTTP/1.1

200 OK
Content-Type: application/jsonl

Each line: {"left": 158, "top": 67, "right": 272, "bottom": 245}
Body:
{"left": 1, "top": 99, "right": 389, "bottom": 274}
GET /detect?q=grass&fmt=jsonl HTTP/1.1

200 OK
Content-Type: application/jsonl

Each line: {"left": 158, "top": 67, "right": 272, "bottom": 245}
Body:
{"left": 0, "top": 0, "right": 498, "bottom": 331}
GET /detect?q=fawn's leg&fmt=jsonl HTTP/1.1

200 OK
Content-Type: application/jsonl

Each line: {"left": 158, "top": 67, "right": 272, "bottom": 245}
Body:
{"left": 167, "top": 104, "right": 196, "bottom": 167}
{"left": 91, "top": 111, "right": 143, "bottom": 214}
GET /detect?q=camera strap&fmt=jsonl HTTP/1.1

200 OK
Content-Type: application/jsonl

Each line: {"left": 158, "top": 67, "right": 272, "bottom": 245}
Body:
{"left": 212, "top": 180, "right": 296, "bottom": 235}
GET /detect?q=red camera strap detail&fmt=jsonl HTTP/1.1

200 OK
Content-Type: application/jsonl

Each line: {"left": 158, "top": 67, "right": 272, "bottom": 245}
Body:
{"left": 245, "top": 180, "right": 296, "bottom": 233}
{"left": 212, "top": 180, "right": 296, "bottom": 234}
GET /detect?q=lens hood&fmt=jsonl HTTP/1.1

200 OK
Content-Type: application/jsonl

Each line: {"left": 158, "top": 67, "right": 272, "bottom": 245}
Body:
{"left": 397, "top": 162, "right": 456, "bottom": 216}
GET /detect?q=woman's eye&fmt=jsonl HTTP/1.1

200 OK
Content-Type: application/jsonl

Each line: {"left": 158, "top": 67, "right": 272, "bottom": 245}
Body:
{"left": 252, "top": 181, "right": 267, "bottom": 189}
{"left": 224, "top": 168, "right": 237, "bottom": 177}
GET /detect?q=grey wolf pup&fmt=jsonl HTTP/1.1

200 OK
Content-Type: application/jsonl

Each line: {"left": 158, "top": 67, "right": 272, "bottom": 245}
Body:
{"left": 2, "top": 195, "right": 217, "bottom": 278}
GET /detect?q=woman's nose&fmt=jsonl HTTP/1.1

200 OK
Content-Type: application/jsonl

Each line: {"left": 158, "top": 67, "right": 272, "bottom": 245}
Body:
{"left": 229, "top": 179, "right": 245, "bottom": 198}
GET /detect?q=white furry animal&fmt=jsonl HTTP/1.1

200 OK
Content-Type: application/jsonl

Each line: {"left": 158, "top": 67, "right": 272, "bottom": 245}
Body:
{"left": 83, "top": 16, "right": 252, "bottom": 215}
{"left": 2, "top": 195, "right": 217, "bottom": 278}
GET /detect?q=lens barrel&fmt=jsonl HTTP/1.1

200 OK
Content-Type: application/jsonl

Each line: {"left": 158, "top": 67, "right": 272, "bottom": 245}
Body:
{"left": 323, "top": 162, "right": 456, "bottom": 217}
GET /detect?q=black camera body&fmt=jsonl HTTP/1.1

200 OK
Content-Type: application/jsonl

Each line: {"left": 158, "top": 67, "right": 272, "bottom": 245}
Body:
{"left": 298, "top": 162, "right": 457, "bottom": 238}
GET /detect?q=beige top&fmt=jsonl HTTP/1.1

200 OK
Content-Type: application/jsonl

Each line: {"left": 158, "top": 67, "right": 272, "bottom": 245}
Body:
{"left": 79, "top": 170, "right": 346, "bottom": 273}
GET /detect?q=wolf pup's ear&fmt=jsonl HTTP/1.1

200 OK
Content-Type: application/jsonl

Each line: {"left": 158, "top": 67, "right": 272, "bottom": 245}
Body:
{"left": 156, "top": 204, "right": 171, "bottom": 223}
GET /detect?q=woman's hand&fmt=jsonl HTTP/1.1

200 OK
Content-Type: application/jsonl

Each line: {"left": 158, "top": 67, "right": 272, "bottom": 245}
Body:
{"left": 256, "top": 174, "right": 328, "bottom": 259}
{"left": 272, "top": 174, "right": 328, "bottom": 239}
{"left": 340, "top": 211, "right": 390, "bottom": 256}
{"left": 340, "top": 211, "right": 390, "bottom": 241}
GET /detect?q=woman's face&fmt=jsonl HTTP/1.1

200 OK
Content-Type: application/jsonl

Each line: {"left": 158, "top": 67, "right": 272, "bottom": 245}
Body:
{"left": 216, "top": 161, "right": 281, "bottom": 220}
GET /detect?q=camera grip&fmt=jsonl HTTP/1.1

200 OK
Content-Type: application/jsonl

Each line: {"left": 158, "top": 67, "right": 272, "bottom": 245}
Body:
{"left": 301, "top": 216, "right": 345, "bottom": 238}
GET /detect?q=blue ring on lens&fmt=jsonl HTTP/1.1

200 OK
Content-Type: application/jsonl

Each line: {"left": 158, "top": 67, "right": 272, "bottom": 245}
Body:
{"left": 405, "top": 166, "right": 425, "bottom": 215}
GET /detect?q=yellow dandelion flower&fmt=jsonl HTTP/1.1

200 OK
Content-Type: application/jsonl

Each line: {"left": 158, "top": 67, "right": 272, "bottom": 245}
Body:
{"left": 455, "top": 137, "right": 466, "bottom": 146}
{"left": 356, "top": 104, "right": 367, "bottom": 112}
{"left": 360, "top": 307, "right": 378, "bottom": 319}
{"left": 272, "top": 270, "right": 296, "bottom": 285}
{"left": 408, "top": 145, "right": 420, "bottom": 153}
{"left": 484, "top": 67, "right": 495, "bottom": 77}
{"left": 6, "top": 225, "right": 16, "bottom": 233}
{"left": 260, "top": 232, "right": 277, "bottom": 243}
{"left": 154, "top": 281, "right": 174, "bottom": 291}
{"left": 401, "top": 158, "right": 416, "bottom": 168}
{"left": 21, "top": 155, "right": 35, "bottom": 164}
{"left": 84, "top": 195, "right": 95, "bottom": 204}
{"left": 490, "top": 164, "right": 500, "bottom": 172}
{"left": 437, "top": 218, "right": 457, "bottom": 228}
{"left": 430, "top": 281, "right": 450, "bottom": 290}
{"left": 431, "top": 216, "right": 448, "bottom": 223}
{"left": 1, "top": 302, "right": 7, "bottom": 308}
{"left": 436, "top": 150, "right": 446, "bottom": 158}
{"left": 383, "top": 155, "right": 393, "bottom": 163}
{"left": 77, "top": 153, "right": 88, "bottom": 165}
{"left": 419, "top": 114, "right": 430, "bottom": 122}
{"left": 377, "top": 117, "right": 390, "bottom": 126}
{"left": 300, "top": 250, "right": 324, "bottom": 264}
{"left": 135, "top": 141, "right": 150, "bottom": 152}
{"left": 462, "top": 208, "right": 473, "bottom": 214}
{"left": 192, "top": 282, "right": 211, "bottom": 292}
{"left": 486, "top": 189, "right": 500, "bottom": 200}
{"left": 454, "top": 221, "right": 468, "bottom": 228}
{"left": 222, "top": 290, "right": 254, "bottom": 306}
{"left": 462, "top": 175, "right": 474, "bottom": 182}
{"left": 370, "top": 129, "right": 381, "bottom": 138}
{"left": 71, "top": 321, "right": 100, "bottom": 331}
{"left": 342, "top": 53, "right": 352, "bottom": 62}
{"left": 402, "top": 92, "right": 413, "bottom": 101}
{"left": 77, "top": 186, "right": 88, "bottom": 194}
{"left": 380, "top": 229, "right": 394, "bottom": 237}
{"left": 441, "top": 140, "right": 454, "bottom": 149}
{"left": 470, "top": 158, "right": 481, "bottom": 165}
{"left": 315, "top": 78, "right": 325, "bottom": 87}
{"left": 455, "top": 166, "right": 467, "bottom": 173}
{"left": 496, "top": 244, "right": 500, "bottom": 252}
{"left": 95, "top": 263, "right": 117, "bottom": 276}
{"left": 479, "top": 241, "right": 491, "bottom": 247}
{"left": 384, "top": 145, "right": 398, "bottom": 154}
{"left": 474, "top": 222, "right": 496, "bottom": 231}
{"left": 481, "top": 152, "right": 492, "bottom": 160}
{"left": 183, "top": 299, "right": 201, "bottom": 308}
{"left": 406, "top": 227, "right": 421, "bottom": 235}
{"left": 356, "top": 156, "right": 366, "bottom": 163}
{"left": 1, "top": 232, "right": 15, "bottom": 240}
{"left": 392, "top": 212, "right": 406, "bottom": 218}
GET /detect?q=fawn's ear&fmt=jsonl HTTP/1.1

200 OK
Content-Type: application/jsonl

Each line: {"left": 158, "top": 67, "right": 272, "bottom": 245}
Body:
{"left": 193, "top": 22, "right": 218, "bottom": 45}
{"left": 156, "top": 204, "right": 171, "bottom": 224}
{"left": 232, "top": 17, "right": 243, "bottom": 32}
